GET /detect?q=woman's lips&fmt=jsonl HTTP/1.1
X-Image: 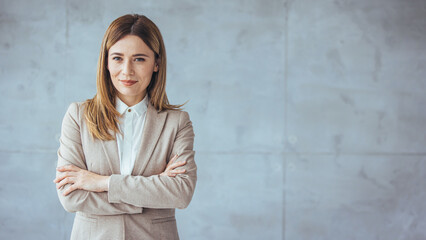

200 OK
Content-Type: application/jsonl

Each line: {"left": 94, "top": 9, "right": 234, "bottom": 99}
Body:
{"left": 120, "top": 80, "right": 138, "bottom": 86}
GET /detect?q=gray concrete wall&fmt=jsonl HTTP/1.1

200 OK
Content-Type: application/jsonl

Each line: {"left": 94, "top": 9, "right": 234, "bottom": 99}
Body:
{"left": 1, "top": 0, "right": 425, "bottom": 239}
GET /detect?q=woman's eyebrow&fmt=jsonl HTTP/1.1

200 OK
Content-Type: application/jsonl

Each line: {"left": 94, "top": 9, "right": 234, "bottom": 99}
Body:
{"left": 110, "top": 52, "right": 150, "bottom": 57}
{"left": 133, "top": 53, "right": 150, "bottom": 57}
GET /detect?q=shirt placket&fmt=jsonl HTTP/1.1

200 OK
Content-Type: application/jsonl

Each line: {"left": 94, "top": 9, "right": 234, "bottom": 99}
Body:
{"left": 121, "top": 109, "right": 134, "bottom": 175}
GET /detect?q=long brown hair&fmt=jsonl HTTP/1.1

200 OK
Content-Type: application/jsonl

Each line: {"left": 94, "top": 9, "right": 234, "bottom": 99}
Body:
{"left": 84, "top": 14, "right": 182, "bottom": 141}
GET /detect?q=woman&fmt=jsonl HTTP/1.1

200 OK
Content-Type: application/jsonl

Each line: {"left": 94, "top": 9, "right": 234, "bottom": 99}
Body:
{"left": 53, "top": 14, "right": 196, "bottom": 240}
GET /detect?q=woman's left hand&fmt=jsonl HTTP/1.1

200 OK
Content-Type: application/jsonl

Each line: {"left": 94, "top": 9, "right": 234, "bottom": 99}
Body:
{"left": 53, "top": 165, "right": 110, "bottom": 196}
{"left": 160, "top": 154, "right": 187, "bottom": 177}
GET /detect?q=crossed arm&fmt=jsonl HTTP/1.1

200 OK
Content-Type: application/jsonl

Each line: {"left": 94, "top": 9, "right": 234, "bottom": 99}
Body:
{"left": 53, "top": 103, "right": 196, "bottom": 215}
{"left": 53, "top": 154, "right": 186, "bottom": 196}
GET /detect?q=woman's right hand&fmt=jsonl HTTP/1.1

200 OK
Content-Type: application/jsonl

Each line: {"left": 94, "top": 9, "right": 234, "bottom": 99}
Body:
{"left": 160, "top": 154, "right": 187, "bottom": 177}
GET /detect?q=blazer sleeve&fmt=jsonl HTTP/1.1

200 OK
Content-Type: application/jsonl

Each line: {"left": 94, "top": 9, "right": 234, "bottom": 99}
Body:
{"left": 107, "top": 111, "right": 197, "bottom": 209}
{"left": 56, "top": 102, "right": 143, "bottom": 215}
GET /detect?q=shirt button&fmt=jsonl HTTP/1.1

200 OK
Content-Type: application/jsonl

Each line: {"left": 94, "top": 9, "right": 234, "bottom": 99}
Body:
{"left": 128, "top": 109, "right": 132, "bottom": 112}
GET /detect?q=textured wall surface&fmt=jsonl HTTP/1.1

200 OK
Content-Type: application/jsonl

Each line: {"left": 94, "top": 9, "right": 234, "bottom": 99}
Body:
{"left": 0, "top": 0, "right": 425, "bottom": 239}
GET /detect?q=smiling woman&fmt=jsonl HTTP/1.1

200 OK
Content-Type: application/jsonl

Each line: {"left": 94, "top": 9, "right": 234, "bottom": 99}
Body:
{"left": 108, "top": 35, "right": 159, "bottom": 106}
{"left": 53, "top": 14, "right": 196, "bottom": 240}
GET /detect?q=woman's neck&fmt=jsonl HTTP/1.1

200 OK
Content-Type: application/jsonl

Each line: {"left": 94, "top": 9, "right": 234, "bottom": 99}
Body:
{"left": 117, "top": 93, "right": 146, "bottom": 107}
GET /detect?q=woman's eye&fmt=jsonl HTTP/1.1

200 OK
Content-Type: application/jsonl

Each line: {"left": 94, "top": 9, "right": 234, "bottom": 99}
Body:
{"left": 112, "top": 57, "right": 122, "bottom": 61}
{"left": 135, "top": 58, "right": 145, "bottom": 62}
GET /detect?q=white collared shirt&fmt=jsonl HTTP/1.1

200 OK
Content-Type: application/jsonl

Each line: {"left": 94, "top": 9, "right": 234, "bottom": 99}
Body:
{"left": 115, "top": 96, "right": 148, "bottom": 175}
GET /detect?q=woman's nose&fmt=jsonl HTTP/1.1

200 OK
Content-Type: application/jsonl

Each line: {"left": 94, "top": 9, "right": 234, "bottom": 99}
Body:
{"left": 122, "top": 61, "right": 134, "bottom": 75}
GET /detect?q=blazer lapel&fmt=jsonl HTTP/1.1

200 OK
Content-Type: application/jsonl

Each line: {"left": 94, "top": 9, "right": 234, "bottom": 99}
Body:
{"left": 100, "top": 130, "right": 121, "bottom": 175}
{"left": 132, "top": 103, "right": 167, "bottom": 176}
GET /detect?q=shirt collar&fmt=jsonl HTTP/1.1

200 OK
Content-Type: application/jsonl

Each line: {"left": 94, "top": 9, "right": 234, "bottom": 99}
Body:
{"left": 115, "top": 95, "right": 148, "bottom": 117}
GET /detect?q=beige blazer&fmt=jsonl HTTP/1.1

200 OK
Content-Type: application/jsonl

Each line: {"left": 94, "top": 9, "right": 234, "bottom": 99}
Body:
{"left": 56, "top": 102, "right": 197, "bottom": 240}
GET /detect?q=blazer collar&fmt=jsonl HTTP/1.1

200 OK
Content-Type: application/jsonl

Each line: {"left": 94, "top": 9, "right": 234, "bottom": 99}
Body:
{"left": 100, "top": 103, "right": 167, "bottom": 175}
{"left": 132, "top": 103, "right": 167, "bottom": 175}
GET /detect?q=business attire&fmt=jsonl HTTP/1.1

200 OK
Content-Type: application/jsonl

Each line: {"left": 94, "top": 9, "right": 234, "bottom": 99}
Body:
{"left": 55, "top": 100, "right": 197, "bottom": 240}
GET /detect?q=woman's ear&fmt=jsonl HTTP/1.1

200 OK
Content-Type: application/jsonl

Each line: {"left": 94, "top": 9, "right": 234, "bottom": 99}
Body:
{"left": 154, "top": 60, "right": 159, "bottom": 72}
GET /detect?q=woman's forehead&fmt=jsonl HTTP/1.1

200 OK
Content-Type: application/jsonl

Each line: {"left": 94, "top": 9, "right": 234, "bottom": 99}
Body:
{"left": 109, "top": 35, "right": 154, "bottom": 56}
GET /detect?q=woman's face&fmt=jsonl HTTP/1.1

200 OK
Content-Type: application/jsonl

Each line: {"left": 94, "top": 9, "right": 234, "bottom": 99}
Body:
{"left": 107, "top": 35, "right": 158, "bottom": 106}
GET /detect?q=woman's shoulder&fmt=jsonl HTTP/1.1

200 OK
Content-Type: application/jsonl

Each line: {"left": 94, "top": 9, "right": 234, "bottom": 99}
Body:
{"left": 162, "top": 108, "right": 190, "bottom": 119}
{"left": 161, "top": 108, "right": 192, "bottom": 129}
{"left": 64, "top": 101, "right": 87, "bottom": 121}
